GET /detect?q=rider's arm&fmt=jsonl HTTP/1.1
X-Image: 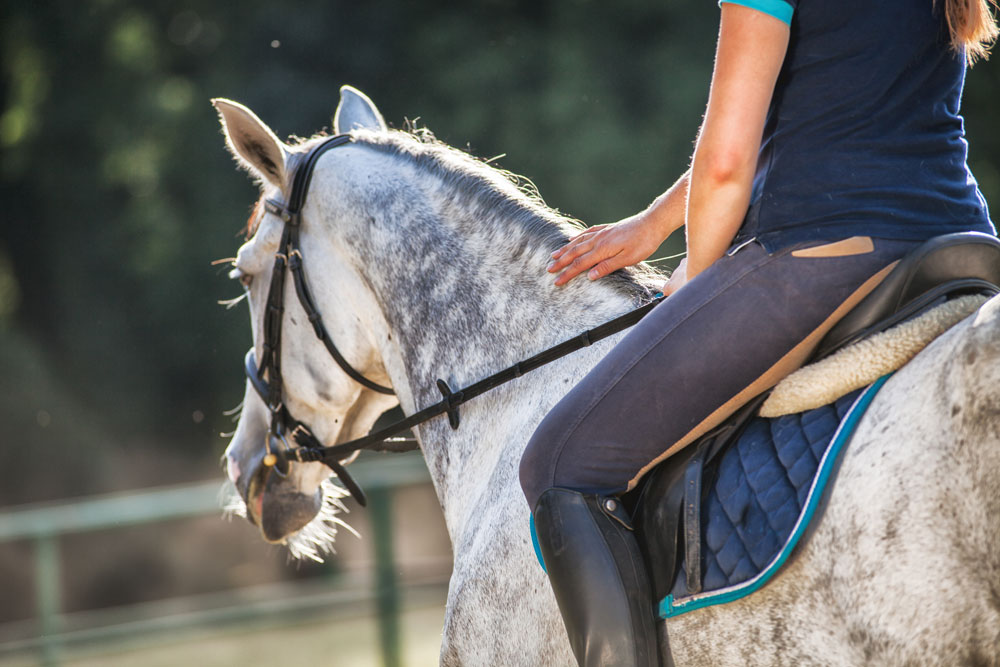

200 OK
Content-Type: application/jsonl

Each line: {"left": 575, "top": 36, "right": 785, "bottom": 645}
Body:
{"left": 681, "top": 3, "right": 790, "bottom": 284}
{"left": 549, "top": 170, "right": 689, "bottom": 286}
{"left": 549, "top": 3, "right": 790, "bottom": 288}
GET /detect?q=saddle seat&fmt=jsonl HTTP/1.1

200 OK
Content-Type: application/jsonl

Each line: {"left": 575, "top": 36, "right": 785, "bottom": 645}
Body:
{"left": 813, "top": 231, "right": 1000, "bottom": 360}
{"left": 632, "top": 231, "right": 1000, "bottom": 612}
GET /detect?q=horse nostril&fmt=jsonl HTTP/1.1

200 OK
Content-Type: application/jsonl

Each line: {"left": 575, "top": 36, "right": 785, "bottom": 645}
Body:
{"left": 227, "top": 456, "right": 242, "bottom": 485}
{"left": 254, "top": 492, "right": 265, "bottom": 526}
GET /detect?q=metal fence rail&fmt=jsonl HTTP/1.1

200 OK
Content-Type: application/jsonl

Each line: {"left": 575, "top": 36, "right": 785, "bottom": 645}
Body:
{"left": 0, "top": 452, "right": 433, "bottom": 667}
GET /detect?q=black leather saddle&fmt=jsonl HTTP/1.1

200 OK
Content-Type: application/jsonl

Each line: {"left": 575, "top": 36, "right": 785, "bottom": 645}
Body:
{"left": 814, "top": 231, "right": 1000, "bottom": 359}
{"left": 632, "top": 231, "right": 1000, "bottom": 604}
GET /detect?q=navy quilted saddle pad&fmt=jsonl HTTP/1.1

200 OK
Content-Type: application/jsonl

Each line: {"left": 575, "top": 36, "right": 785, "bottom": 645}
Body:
{"left": 658, "top": 379, "right": 885, "bottom": 618}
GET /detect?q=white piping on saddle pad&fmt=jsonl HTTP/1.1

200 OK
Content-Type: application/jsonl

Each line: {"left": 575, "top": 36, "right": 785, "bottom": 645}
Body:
{"left": 761, "top": 294, "right": 988, "bottom": 418}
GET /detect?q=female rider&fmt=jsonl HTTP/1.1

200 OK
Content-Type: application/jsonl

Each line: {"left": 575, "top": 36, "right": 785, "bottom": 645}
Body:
{"left": 519, "top": 1, "right": 998, "bottom": 665}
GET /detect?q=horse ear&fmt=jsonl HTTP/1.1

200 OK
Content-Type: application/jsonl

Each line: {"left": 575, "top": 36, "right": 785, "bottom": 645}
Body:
{"left": 212, "top": 98, "right": 289, "bottom": 188}
{"left": 333, "top": 86, "right": 387, "bottom": 134}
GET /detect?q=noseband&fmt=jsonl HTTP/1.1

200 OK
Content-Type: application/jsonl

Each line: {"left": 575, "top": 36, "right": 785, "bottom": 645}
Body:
{"left": 241, "top": 133, "right": 666, "bottom": 508}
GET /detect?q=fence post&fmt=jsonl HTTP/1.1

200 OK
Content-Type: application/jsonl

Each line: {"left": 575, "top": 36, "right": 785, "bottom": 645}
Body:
{"left": 369, "top": 487, "right": 400, "bottom": 667}
{"left": 36, "top": 531, "right": 61, "bottom": 667}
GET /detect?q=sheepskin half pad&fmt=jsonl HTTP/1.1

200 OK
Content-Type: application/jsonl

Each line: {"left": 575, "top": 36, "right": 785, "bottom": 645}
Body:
{"left": 761, "top": 294, "right": 987, "bottom": 417}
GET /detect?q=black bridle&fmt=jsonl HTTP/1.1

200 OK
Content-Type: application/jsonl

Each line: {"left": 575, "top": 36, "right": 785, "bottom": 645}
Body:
{"left": 243, "top": 133, "right": 664, "bottom": 507}
{"left": 244, "top": 134, "right": 392, "bottom": 506}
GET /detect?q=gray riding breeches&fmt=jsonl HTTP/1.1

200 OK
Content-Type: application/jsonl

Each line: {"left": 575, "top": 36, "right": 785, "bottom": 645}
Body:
{"left": 519, "top": 236, "right": 920, "bottom": 509}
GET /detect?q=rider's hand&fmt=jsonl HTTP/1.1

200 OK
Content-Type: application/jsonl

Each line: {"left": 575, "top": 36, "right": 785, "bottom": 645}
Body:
{"left": 547, "top": 213, "right": 666, "bottom": 286}
{"left": 661, "top": 258, "right": 689, "bottom": 296}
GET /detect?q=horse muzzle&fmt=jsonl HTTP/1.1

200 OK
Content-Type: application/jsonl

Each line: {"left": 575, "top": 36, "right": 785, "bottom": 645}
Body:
{"left": 240, "top": 457, "right": 323, "bottom": 543}
{"left": 228, "top": 435, "right": 325, "bottom": 544}
{"left": 248, "top": 466, "right": 324, "bottom": 543}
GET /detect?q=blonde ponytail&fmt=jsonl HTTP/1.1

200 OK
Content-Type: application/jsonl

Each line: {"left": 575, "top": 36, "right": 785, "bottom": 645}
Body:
{"left": 942, "top": 0, "right": 999, "bottom": 64}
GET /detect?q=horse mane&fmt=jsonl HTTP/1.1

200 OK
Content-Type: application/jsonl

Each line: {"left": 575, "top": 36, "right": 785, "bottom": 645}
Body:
{"left": 279, "top": 126, "right": 664, "bottom": 303}
{"left": 362, "top": 126, "right": 664, "bottom": 301}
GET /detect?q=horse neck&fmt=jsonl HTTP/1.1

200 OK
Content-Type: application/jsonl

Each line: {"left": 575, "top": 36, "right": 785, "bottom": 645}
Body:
{"left": 357, "top": 189, "right": 652, "bottom": 530}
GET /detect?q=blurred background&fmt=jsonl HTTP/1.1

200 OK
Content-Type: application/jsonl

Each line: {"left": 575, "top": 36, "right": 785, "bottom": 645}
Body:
{"left": 1, "top": 1, "right": 997, "bottom": 665}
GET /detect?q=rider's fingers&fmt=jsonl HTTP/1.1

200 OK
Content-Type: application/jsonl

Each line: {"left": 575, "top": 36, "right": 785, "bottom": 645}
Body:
{"left": 550, "top": 225, "right": 607, "bottom": 260}
{"left": 550, "top": 232, "right": 594, "bottom": 261}
{"left": 548, "top": 236, "right": 597, "bottom": 273}
{"left": 585, "top": 252, "right": 627, "bottom": 282}
{"left": 554, "top": 247, "right": 623, "bottom": 286}
{"left": 661, "top": 260, "right": 688, "bottom": 296}
{"left": 553, "top": 253, "right": 598, "bottom": 285}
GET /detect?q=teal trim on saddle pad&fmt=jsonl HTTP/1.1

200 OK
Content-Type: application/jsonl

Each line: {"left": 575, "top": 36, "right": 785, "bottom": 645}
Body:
{"left": 658, "top": 374, "right": 890, "bottom": 619}
{"left": 530, "top": 513, "right": 547, "bottom": 573}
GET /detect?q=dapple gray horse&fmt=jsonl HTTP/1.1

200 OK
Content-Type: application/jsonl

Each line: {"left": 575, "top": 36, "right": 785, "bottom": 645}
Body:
{"left": 216, "top": 87, "right": 1000, "bottom": 666}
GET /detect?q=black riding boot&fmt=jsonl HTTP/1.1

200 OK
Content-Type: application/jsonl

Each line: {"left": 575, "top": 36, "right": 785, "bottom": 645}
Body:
{"left": 533, "top": 487, "right": 661, "bottom": 667}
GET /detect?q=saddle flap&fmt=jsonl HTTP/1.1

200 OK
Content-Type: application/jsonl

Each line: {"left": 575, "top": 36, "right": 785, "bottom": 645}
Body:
{"left": 633, "top": 394, "right": 767, "bottom": 601}
{"left": 633, "top": 445, "right": 697, "bottom": 601}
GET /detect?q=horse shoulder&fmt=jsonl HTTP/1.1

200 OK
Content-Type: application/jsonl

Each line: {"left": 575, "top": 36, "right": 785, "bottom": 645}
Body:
{"left": 439, "top": 485, "right": 573, "bottom": 666}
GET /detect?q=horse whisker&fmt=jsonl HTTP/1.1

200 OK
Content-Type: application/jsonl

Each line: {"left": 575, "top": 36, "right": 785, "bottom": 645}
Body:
{"left": 218, "top": 293, "right": 248, "bottom": 309}
{"left": 220, "top": 478, "right": 358, "bottom": 563}
{"left": 222, "top": 400, "right": 244, "bottom": 417}
{"left": 285, "top": 479, "right": 358, "bottom": 562}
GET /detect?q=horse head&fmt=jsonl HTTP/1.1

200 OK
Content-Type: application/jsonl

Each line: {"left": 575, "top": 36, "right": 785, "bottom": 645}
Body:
{"left": 214, "top": 84, "right": 664, "bottom": 562}
{"left": 215, "top": 88, "right": 400, "bottom": 558}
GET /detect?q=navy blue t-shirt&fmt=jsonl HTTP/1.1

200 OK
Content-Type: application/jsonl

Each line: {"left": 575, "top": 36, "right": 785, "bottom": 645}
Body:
{"left": 722, "top": 0, "right": 995, "bottom": 251}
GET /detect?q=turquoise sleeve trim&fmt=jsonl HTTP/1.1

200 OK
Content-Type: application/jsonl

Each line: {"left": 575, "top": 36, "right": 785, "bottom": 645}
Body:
{"left": 719, "top": 0, "right": 794, "bottom": 25}
{"left": 659, "top": 374, "right": 890, "bottom": 619}
{"left": 529, "top": 514, "right": 547, "bottom": 573}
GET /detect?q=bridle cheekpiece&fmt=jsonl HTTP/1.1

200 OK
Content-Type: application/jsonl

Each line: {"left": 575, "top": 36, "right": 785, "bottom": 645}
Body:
{"left": 244, "top": 134, "right": 391, "bottom": 506}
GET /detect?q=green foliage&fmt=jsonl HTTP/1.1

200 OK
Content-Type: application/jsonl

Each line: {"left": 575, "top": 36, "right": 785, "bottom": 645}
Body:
{"left": 0, "top": 0, "right": 997, "bottom": 500}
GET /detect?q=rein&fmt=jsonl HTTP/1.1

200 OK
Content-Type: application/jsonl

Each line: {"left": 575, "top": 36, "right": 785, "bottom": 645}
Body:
{"left": 245, "top": 133, "right": 665, "bottom": 505}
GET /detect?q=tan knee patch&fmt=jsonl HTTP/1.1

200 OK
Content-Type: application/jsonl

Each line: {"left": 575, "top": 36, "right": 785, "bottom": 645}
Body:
{"left": 791, "top": 236, "right": 874, "bottom": 258}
